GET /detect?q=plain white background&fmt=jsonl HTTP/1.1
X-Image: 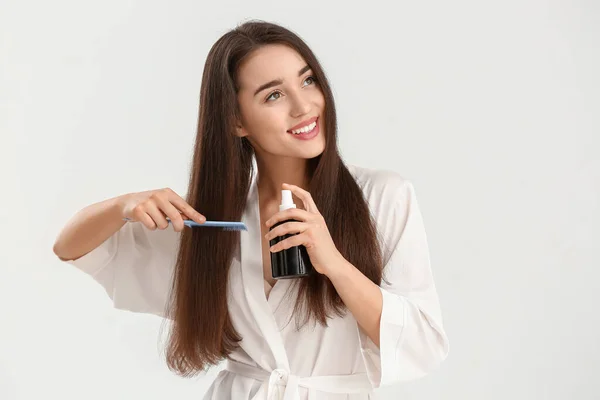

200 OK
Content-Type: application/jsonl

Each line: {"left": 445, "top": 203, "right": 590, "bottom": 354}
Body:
{"left": 1, "top": 0, "right": 598, "bottom": 399}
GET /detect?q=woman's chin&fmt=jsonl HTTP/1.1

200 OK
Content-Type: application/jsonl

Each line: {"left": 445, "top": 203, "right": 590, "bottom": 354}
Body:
{"left": 296, "top": 142, "right": 326, "bottom": 159}
{"left": 297, "top": 134, "right": 326, "bottom": 159}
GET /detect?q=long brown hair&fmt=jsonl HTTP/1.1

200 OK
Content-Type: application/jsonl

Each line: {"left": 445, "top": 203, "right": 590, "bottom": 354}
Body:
{"left": 163, "top": 20, "right": 383, "bottom": 377}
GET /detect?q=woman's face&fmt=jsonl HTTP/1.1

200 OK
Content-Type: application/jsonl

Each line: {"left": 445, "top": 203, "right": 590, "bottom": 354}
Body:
{"left": 235, "top": 44, "right": 326, "bottom": 160}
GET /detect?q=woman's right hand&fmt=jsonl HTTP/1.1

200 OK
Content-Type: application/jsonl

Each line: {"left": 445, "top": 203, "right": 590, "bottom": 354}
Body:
{"left": 120, "top": 188, "right": 206, "bottom": 232}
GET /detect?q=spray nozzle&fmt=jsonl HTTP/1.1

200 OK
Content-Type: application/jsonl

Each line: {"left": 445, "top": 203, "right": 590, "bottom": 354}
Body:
{"left": 280, "top": 189, "right": 297, "bottom": 211}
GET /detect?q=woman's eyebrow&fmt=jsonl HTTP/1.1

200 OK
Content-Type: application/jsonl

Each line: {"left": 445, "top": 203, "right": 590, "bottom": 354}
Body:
{"left": 253, "top": 65, "right": 312, "bottom": 96}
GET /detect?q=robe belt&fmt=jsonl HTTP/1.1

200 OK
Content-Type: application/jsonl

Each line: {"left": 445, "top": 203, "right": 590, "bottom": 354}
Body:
{"left": 225, "top": 359, "right": 373, "bottom": 400}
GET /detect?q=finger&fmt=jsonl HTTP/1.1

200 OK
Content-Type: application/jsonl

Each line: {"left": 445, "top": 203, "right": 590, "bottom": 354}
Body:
{"left": 265, "top": 221, "right": 307, "bottom": 241}
{"left": 282, "top": 183, "right": 319, "bottom": 214}
{"left": 265, "top": 208, "right": 312, "bottom": 228}
{"left": 270, "top": 234, "right": 306, "bottom": 252}
{"left": 132, "top": 207, "right": 157, "bottom": 230}
{"left": 168, "top": 193, "right": 206, "bottom": 223}
{"left": 156, "top": 199, "right": 186, "bottom": 232}
{"left": 146, "top": 202, "right": 170, "bottom": 230}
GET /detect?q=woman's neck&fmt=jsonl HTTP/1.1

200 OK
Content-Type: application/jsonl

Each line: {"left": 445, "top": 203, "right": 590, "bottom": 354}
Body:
{"left": 255, "top": 155, "right": 310, "bottom": 204}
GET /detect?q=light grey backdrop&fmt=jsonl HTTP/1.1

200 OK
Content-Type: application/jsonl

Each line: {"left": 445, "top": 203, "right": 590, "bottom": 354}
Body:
{"left": 1, "top": 0, "right": 598, "bottom": 399}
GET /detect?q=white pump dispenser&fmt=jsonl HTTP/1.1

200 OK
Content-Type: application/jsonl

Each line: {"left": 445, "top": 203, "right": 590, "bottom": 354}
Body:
{"left": 279, "top": 190, "right": 297, "bottom": 212}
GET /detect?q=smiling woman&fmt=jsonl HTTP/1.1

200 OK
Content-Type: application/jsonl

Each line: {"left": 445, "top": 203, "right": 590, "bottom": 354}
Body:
{"left": 234, "top": 44, "right": 327, "bottom": 159}
{"left": 53, "top": 20, "right": 449, "bottom": 400}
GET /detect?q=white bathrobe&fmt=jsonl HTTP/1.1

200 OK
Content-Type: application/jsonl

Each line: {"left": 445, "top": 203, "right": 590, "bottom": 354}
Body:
{"left": 66, "top": 162, "right": 449, "bottom": 399}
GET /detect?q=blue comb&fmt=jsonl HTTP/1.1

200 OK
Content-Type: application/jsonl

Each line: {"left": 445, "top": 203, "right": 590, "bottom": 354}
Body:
{"left": 178, "top": 219, "right": 247, "bottom": 231}
{"left": 123, "top": 218, "right": 247, "bottom": 231}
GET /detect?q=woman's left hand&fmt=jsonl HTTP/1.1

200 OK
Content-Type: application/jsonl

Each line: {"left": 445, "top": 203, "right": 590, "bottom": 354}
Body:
{"left": 265, "top": 183, "right": 344, "bottom": 276}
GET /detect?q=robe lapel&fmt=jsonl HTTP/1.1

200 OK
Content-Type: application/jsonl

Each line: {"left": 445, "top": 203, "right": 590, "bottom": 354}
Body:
{"left": 239, "top": 158, "right": 291, "bottom": 371}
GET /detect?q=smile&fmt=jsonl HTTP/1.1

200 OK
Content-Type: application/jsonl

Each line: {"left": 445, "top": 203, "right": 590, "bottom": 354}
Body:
{"left": 287, "top": 116, "right": 320, "bottom": 140}
{"left": 289, "top": 121, "right": 317, "bottom": 135}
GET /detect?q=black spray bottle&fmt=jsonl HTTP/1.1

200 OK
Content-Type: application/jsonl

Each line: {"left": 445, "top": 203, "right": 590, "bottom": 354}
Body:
{"left": 269, "top": 189, "right": 314, "bottom": 279}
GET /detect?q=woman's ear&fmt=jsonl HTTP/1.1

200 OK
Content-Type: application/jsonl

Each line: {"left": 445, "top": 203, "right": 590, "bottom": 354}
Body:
{"left": 235, "top": 122, "right": 248, "bottom": 138}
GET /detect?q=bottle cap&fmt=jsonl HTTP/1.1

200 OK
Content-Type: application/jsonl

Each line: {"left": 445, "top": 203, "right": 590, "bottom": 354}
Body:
{"left": 280, "top": 189, "right": 297, "bottom": 211}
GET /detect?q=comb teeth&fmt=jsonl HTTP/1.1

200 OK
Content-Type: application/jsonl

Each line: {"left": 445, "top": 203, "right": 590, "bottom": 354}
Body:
{"left": 181, "top": 220, "right": 247, "bottom": 231}
{"left": 123, "top": 217, "right": 247, "bottom": 231}
{"left": 222, "top": 226, "right": 244, "bottom": 231}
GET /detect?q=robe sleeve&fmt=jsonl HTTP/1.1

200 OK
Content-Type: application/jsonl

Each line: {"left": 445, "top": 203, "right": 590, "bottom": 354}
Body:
{"left": 62, "top": 222, "right": 177, "bottom": 317}
{"left": 64, "top": 224, "right": 124, "bottom": 301}
{"left": 358, "top": 179, "right": 449, "bottom": 387}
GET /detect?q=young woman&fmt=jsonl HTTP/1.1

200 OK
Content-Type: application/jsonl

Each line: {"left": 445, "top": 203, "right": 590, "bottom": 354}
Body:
{"left": 53, "top": 20, "right": 449, "bottom": 400}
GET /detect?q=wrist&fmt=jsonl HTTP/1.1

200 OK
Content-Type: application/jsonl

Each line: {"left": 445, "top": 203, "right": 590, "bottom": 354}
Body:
{"left": 113, "top": 193, "right": 131, "bottom": 220}
{"left": 324, "top": 254, "right": 353, "bottom": 281}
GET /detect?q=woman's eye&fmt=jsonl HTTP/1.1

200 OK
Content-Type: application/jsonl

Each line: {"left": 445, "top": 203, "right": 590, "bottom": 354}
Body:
{"left": 303, "top": 76, "right": 316, "bottom": 86}
{"left": 266, "top": 91, "right": 282, "bottom": 102}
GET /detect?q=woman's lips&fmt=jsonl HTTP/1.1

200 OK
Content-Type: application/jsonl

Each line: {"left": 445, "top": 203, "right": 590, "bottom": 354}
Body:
{"left": 287, "top": 117, "right": 320, "bottom": 140}
{"left": 287, "top": 116, "right": 318, "bottom": 133}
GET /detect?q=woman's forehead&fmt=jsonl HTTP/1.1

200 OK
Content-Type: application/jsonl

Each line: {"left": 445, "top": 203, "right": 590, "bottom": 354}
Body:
{"left": 237, "top": 44, "right": 308, "bottom": 91}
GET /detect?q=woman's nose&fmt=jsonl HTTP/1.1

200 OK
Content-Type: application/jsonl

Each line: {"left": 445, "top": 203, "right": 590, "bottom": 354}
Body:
{"left": 289, "top": 93, "right": 311, "bottom": 117}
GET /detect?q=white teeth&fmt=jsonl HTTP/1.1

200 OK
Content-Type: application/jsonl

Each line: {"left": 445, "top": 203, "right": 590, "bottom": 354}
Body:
{"left": 291, "top": 121, "right": 317, "bottom": 135}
